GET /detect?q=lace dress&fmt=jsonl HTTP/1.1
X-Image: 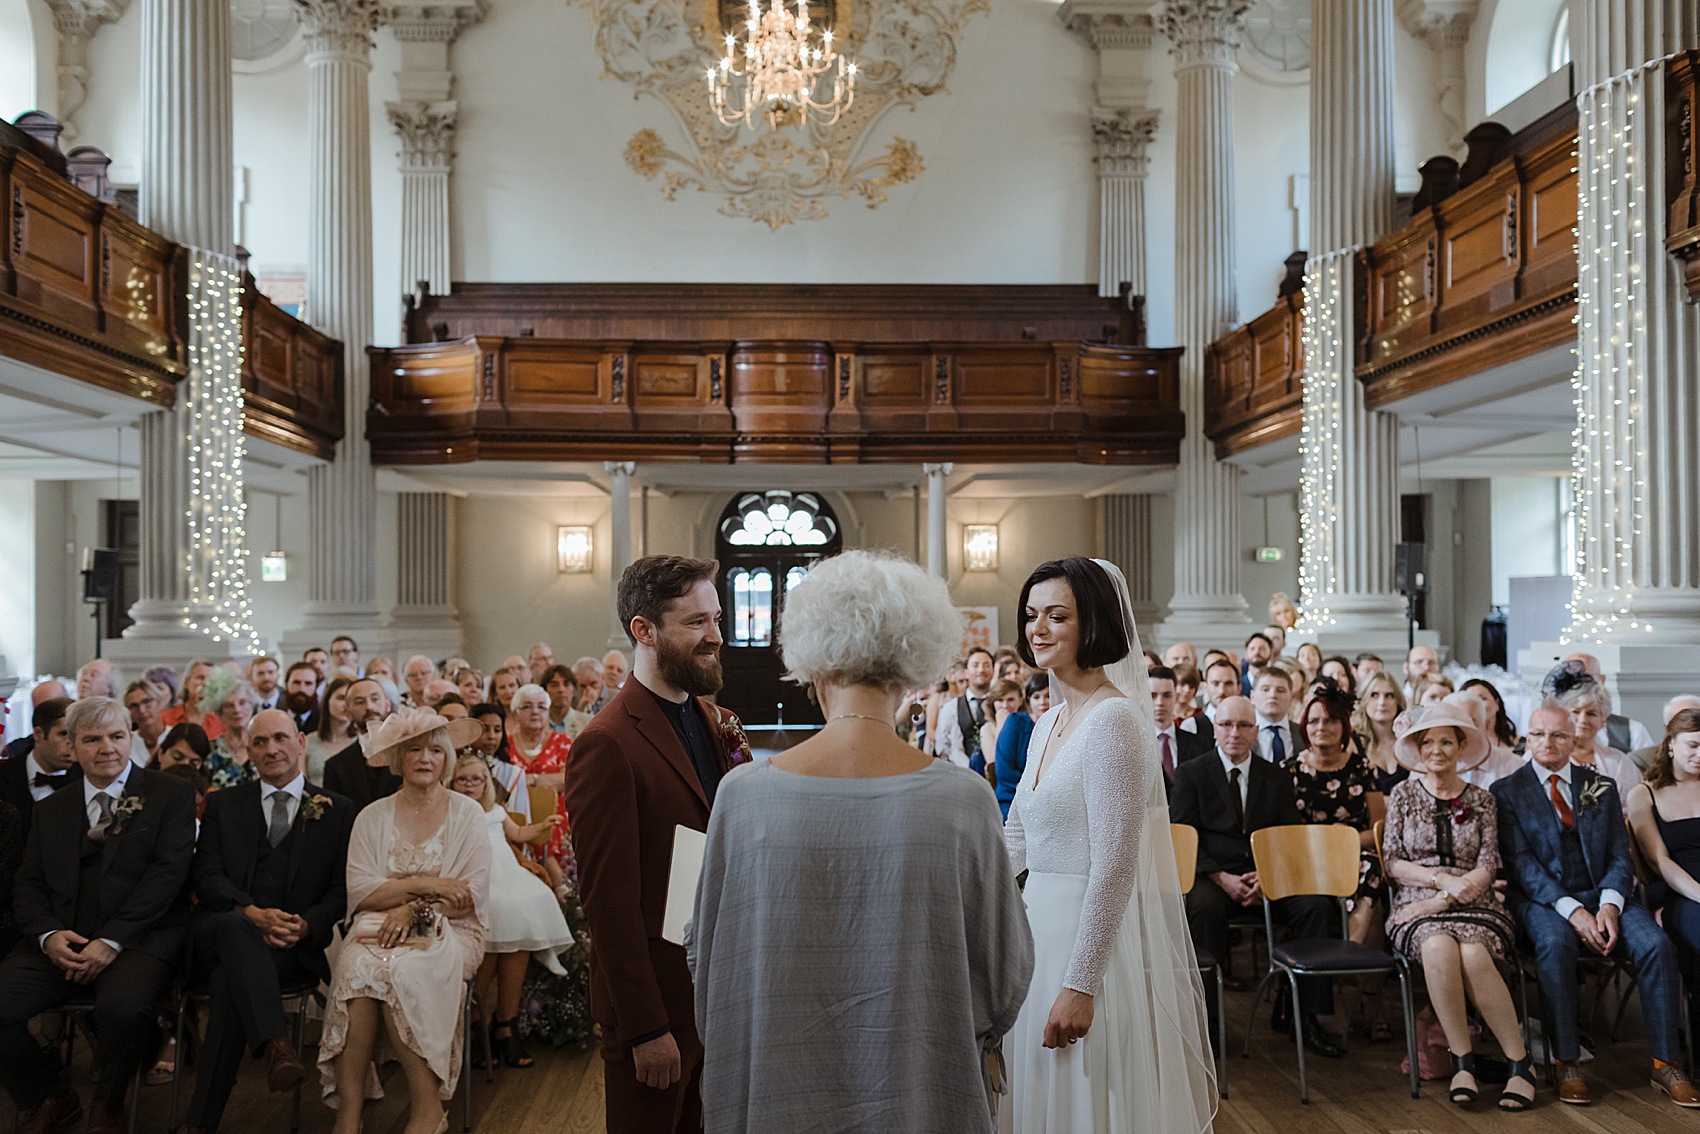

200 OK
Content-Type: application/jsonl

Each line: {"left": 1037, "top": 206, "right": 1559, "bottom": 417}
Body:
{"left": 1004, "top": 698, "right": 1216, "bottom": 1134}
{"left": 1282, "top": 749, "right": 1383, "bottom": 901}
{"left": 317, "top": 792, "right": 491, "bottom": 1106}
{"left": 1382, "top": 779, "right": 1515, "bottom": 963}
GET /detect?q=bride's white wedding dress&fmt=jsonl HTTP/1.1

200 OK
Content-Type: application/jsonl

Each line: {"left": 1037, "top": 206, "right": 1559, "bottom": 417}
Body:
{"left": 1005, "top": 696, "right": 1217, "bottom": 1134}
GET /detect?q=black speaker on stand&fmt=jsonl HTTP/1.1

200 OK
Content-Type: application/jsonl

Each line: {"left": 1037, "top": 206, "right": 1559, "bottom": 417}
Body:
{"left": 81, "top": 547, "right": 118, "bottom": 658}
{"left": 1395, "top": 541, "right": 1428, "bottom": 652}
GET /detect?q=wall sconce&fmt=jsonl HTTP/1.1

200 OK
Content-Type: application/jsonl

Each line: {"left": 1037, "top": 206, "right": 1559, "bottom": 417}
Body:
{"left": 557, "top": 525, "right": 593, "bottom": 573}
{"left": 963, "top": 524, "right": 999, "bottom": 572}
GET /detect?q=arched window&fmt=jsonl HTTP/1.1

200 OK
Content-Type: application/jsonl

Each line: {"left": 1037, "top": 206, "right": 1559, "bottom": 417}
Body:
{"left": 720, "top": 491, "right": 838, "bottom": 547}
{"left": 728, "top": 567, "right": 774, "bottom": 646}
{"left": 1549, "top": 7, "right": 1571, "bottom": 73}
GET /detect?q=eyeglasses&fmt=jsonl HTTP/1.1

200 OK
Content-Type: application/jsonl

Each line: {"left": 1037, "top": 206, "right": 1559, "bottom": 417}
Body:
{"left": 1215, "top": 720, "right": 1258, "bottom": 731}
{"left": 451, "top": 775, "right": 486, "bottom": 786}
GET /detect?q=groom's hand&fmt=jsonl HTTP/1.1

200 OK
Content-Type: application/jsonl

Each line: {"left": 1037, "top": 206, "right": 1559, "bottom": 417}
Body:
{"left": 633, "top": 1032, "right": 682, "bottom": 1090}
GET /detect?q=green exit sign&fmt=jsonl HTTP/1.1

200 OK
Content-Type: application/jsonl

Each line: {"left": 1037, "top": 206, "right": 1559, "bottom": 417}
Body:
{"left": 1255, "top": 547, "right": 1284, "bottom": 563}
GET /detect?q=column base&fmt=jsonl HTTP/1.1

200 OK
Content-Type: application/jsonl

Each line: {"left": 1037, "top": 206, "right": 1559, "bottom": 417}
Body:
{"left": 1152, "top": 596, "right": 1253, "bottom": 651}
{"left": 386, "top": 606, "right": 463, "bottom": 665}
{"left": 103, "top": 634, "right": 249, "bottom": 677}
{"left": 1288, "top": 626, "right": 1440, "bottom": 661}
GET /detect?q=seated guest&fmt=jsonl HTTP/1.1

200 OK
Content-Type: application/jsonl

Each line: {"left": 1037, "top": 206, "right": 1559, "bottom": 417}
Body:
{"left": 402, "top": 655, "right": 439, "bottom": 708}
{"left": 1460, "top": 678, "right": 1519, "bottom": 750}
{"left": 1412, "top": 674, "right": 1455, "bottom": 707}
{"left": 201, "top": 670, "right": 261, "bottom": 789}
{"left": 1286, "top": 688, "right": 1384, "bottom": 946}
{"left": 1632, "top": 696, "right": 1700, "bottom": 773}
{"left": 1295, "top": 641, "right": 1324, "bottom": 678}
{"left": 2, "top": 679, "right": 70, "bottom": 762}
{"left": 282, "top": 662, "right": 322, "bottom": 733}
{"left": 570, "top": 658, "right": 603, "bottom": 714}
{"left": 363, "top": 655, "right": 398, "bottom": 687}
{"left": 1493, "top": 704, "right": 1697, "bottom": 1107}
{"left": 1183, "top": 657, "right": 1242, "bottom": 739}
{"left": 1240, "top": 631, "right": 1273, "bottom": 692}
{"left": 1149, "top": 665, "right": 1210, "bottom": 794}
{"left": 1319, "top": 655, "right": 1356, "bottom": 697}
{"left": 1445, "top": 692, "right": 1524, "bottom": 789}
{"left": 158, "top": 722, "right": 212, "bottom": 773}
{"left": 0, "top": 798, "right": 20, "bottom": 955}
{"left": 1353, "top": 652, "right": 1385, "bottom": 690}
{"left": 690, "top": 551, "right": 1032, "bottom": 1132}
{"left": 1625, "top": 709, "right": 1700, "bottom": 999}
{"left": 0, "top": 697, "right": 195, "bottom": 1133}
{"left": 450, "top": 756, "right": 572, "bottom": 1069}
{"left": 1250, "top": 667, "right": 1300, "bottom": 762}
{"left": 469, "top": 702, "right": 526, "bottom": 817}
{"left": 1560, "top": 653, "right": 1656, "bottom": 752}
{"left": 993, "top": 674, "right": 1050, "bottom": 819}
{"left": 448, "top": 665, "right": 485, "bottom": 707}
{"left": 162, "top": 660, "right": 227, "bottom": 741}
{"left": 318, "top": 707, "right": 490, "bottom": 1134}
{"left": 0, "top": 696, "right": 80, "bottom": 840}
{"left": 183, "top": 710, "right": 355, "bottom": 1134}
{"left": 1557, "top": 682, "right": 1640, "bottom": 796}
{"left": 1173, "top": 662, "right": 1202, "bottom": 717}
{"left": 123, "top": 680, "right": 168, "bottom": 759}
{"left": 1381, "top": 703, "right": 1532, "bottom": 1111}
{"left": 489, "top": 665, "right": 524, "bottom": 722}
{"left": 1163, "top": 641, "right": 1198, "bottom": 672}
{"left": 322, "top": 678, "right": 400, "bottom": 813}
{"left": 505, "top": 684, "right": 572, "bottom": 891}
{"left": 1354, "top": 670, "right": 1408, "bottom": 794}
{"left": 541, "top": 664, "right": 591, "bottom": 739}
{"left": 307, "top": 676, "right": 355, "bottom": 782}
{"left": 1269, "top": 591, "right": 1299, "bottom": 630}
{"left": 1169, "top": 695, "right": 1342, "bottom": 1057}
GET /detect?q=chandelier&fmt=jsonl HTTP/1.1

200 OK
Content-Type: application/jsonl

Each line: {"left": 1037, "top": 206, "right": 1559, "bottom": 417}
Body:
{"left": 706, "top": 0, "right": 857, "bottom": 130}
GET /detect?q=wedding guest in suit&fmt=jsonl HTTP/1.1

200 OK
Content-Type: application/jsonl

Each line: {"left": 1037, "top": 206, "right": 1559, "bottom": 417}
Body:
{"left": 1493, "top": 703, "right": 1697, "bottom": 1107}
{"left": 1169, "top": 695, "right": 1342, "bottom": 1056}
{"left": 182, "top": 709, "right": 355, "bottom": 1134}
{"left": 0, "top": 697, "right": 80, "bottom": 840}
{"left": 931, "top": 647, "right": 996, "bottom": 769}
{"left": 0, "top": 697, "right": 195, "bottom": 1133}
{"left": 322, "top": 677, "right": 400, "bottom": 812}
{"left": 689, "top": 551, "right": 1032, "bottom": 1133}
{"left": 565, "top": 556, "right": 752, "bottom": 1134}
{"left": 1149, "top": 664, "right": 1210, "bottom": 795}
{"left": 282, "top": 662, "right": 322, "bottom": 734}
{"left": 1251, "top": 667, "right": 1301, "bottom": 763}
{"left": 1183, "top": 657, "right": 1242, "bottom": 741}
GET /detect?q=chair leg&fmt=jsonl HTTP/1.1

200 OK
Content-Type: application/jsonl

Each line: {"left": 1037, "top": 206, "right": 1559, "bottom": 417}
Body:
{"left": 169, "top": 997, "right": 187, "bottom": 1132}
{"left": 1610, "top": 974, "right": 1639, "bottom": 1043}
{"left": 129, "top": 1063, "right": 142, "bottom": 1134}
{"left": 462, "top": 993, "right": 474, "bottom": 1134}
{"left": 1241, "top": 972, "right": 1278, "bottom": 1059}
{"left": 1215, "top": 966, "right": 1228, "bottom": 1100}
{"left": 1287, "top": 972, "right": 1309, "bottom": 1104}
{"left": 290, "top": 996, "right": 309, "bottom": 1134}
{"left": 1397, "top": 970, "right": 1420, "bottom": 1099}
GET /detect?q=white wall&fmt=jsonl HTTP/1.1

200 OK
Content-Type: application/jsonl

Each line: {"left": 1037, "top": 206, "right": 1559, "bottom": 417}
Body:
{"left": 1489, "top": 476, "right": 1564, "bottom": 606}
{"left": 0, "top": 480, "right": 35, "bottom": 677}
{"left": 0, "top": 0, "right": 47, "bottom": 122}
{"left": 1479, "top": 0, "right": 1567, "bottom": 116}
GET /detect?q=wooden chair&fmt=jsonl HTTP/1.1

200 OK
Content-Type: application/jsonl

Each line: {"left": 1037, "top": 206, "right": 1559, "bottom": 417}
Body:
{"left": 1244, "top": 823, "right": 1421, "bottom": 1103}
{"left": 526, "top": 786, "right": 559, "bottom": 853}
{"left": 1170, "top": 822, "right": 1228, "bottom": 1099}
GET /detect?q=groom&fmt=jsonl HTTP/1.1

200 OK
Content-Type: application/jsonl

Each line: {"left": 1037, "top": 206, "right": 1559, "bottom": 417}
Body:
{"left": 565, "top": 556, "right": 751, "bottom": 1134}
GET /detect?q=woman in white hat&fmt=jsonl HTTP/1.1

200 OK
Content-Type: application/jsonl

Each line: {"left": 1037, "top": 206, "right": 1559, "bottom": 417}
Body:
{"left": 318, "top": 706, "right": 490, "bottom": 1134}
{"left": 1382, "top": 702, "right": 1534, "bottom": 1113}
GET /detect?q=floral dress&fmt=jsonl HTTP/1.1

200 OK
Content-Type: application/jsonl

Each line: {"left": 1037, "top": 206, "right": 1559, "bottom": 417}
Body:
{"left": 1381, "top": 779, "right": 1516, "bottom": 963}
{"left": 203, "top": 736, "right": 258, "bottom": 791}
{"left": 506, "top": 732, "right": 573, "bottom": 862}
{"left": 1282, "top": 748, "right": 1384, "bottom": 902}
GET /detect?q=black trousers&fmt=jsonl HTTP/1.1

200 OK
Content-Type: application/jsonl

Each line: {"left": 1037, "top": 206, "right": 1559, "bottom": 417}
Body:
{"left": 0, "top": 944, "right": 174, "bottom": 1111}
{"left": 1186, "top": 882, "right": 1337, "bottom": 1015}
{"left": 187, "top": 912, "right": 315, "bottom": 1128}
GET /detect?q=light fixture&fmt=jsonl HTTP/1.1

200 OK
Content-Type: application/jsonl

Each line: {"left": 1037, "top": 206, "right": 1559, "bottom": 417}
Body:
{"left": 557, "top": 525, "right": 593, "bottom": 573}
{"left": 963, "top": 524, "right": 999, "bottom": 572}
{"left": 261, "top": 552, "right": 288, "bottom": 582}
{"left": 706, "top": 0, "right": 857, "bottom": 131}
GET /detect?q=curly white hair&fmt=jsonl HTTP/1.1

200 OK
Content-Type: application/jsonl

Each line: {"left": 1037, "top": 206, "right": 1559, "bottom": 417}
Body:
{"left": 779, "top": 550, "right": 961, "bottom": 691}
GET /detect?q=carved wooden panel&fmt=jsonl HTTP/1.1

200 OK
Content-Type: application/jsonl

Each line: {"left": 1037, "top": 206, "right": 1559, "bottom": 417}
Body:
{"left": 1203, "top": 290, "right": 1304, "bottom": 457}
{"left": 241, "top": 276, "right": 343, "bottom": 459}
{"left": 1366, "top": 224, "right": 1436, "bottom": 363}
{"left": 506, "top": 345, "right": 604, "bottom": 403}
{"left": 1435, "top": 167, "right": 1519, "bottom": 325}
{"left": 1521, "top": 132, "right": 1580, "bottom": 298}
{"left": 728, "top": 342, "right": 831, "bottom": 437}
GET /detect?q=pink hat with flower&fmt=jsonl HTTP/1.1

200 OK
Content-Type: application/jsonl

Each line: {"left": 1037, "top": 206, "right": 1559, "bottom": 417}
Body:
{"left": 1392, "top": 701, "right": 1491, "bottom": 772}
{"left": 360, "top": 705, "right": 482, "bottom": 768}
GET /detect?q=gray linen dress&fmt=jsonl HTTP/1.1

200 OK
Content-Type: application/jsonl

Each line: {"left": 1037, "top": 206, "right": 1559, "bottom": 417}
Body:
{"left": 688, "top": 757, "right": 1034, "bottom": 1134}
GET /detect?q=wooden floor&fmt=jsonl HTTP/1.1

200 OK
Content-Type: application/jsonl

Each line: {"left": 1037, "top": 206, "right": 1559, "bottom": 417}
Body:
{"left": 10, "top": 980, "right": 1695, "bottom": 1134}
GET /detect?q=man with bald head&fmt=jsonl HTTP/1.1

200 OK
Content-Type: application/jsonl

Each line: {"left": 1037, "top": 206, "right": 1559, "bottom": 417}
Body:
{"left": 184, "top": 710, "right": 354, "bottom": 1133}
{"left": 1162, "top": 642, "right": 1198, "bottom": 672}
{"left": 1170, "top": 695, "right": 1342, "bottom": 1056}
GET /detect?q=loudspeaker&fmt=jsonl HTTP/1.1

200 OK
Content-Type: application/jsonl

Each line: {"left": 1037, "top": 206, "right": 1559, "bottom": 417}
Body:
{"left": 1395, "top": 542, "right": 1428, "bottom": 595}
{"left": 81, "top": 547, "right": 119, "bottom": 602}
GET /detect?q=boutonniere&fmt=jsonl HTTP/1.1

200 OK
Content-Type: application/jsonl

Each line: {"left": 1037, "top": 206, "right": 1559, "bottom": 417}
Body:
{"left": 107, "top": 793, "right": 146, "bottom": 838}
{"left": 1575, "top": 776, "right": 1611, "bottom": 815}
{"left": 714, "top": 710, "right": 754, "bottom": 768}
{"left": 1439, "top": 796, "right": 1473, "bottom": 826}
{"left": 300, "top": 793, "right": 333, "bottom": 823}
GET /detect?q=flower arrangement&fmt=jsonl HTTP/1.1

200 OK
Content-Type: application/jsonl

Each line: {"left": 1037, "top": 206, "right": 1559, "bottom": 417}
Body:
{"left": 300, "top": 793, "right": 334, "bottom": 823}
{"left": 516, "top": 892, "right": 595, "bottom": 1050}
{"left": 408, "top": 897, "right": 439, "bottom": 939}
{"left": 1575, "top": 776, "right": 1611, "bottom": 815}
{"left": 100, "top": 793, "right": 147, "bottom": 839}
{"left": 715, "top": 709, "right": 754, "bottom": 768}
{"left": 1438, "top": 795, "right": 1474, "bottom": 826}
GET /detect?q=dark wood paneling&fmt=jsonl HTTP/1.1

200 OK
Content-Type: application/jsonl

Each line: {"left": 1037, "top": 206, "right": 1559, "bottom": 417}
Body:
{"left": 240, "top": 269, "right": 345, "bottom": 459}
{"left": 1669, "top": 52, "right": 1700, "bottom": 301}
{"left": 1203, "top": 288, "right": 1304, "bottom": 458}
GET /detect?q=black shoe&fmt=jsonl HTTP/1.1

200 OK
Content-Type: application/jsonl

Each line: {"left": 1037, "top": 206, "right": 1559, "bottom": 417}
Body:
{"left": 491, "top": 1018, "right": 534, "bottom": 1070}
{"left": 1450, "top": 1051, "right": 1479, "bottom": 1106}
{"left": 1300, "top": 1016, "right": 1345, "bottom": 1059}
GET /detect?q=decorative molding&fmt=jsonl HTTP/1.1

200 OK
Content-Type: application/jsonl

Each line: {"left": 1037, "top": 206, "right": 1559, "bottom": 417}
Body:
{"left": 584, "top": 0, "right": 986, "bottom": 228}
{"left": 43, "top": 0, "right": 128, "bottom": 142}
{"left": 387, "top": 0, "right": 487, "bottom": 40}
{"left": 292, "top": 0, "right": 392, "bottom": 56}
{"left": 387, "top": 100, "right": 457, "bottom": 169}
{"left": 1395, "top": 0, "right": 1475, "bottom": 46}
{"left": 1059, "top": 0, "right": 1159, "bottom": 50}
{"left": 1156, "top": 0, "right": 1251, "bottom": 70}
{"left": 1091, "top": 107, "right": 1160, "bottom": 179}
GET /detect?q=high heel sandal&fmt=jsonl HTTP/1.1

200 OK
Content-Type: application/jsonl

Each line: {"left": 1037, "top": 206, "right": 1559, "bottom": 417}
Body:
{"left": 1499, "top": 1055, "right": 1536, "bottom": 1112}
{"left": 490, "top": 1018, "right": 534, "bottom": 1069}
{"left": 1450, "top": 1051, "right": 1479, "bottom": 1106}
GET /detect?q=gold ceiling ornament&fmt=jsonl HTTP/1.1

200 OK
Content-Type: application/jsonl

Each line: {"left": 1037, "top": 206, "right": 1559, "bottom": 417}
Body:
{"left": 579, "top": 0, "right": 984, "bottom": 228}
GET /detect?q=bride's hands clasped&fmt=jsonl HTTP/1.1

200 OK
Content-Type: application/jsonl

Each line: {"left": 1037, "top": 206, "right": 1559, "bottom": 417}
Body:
{"left": 1042, "top": 988, "right": 1095, "bottom": 1049}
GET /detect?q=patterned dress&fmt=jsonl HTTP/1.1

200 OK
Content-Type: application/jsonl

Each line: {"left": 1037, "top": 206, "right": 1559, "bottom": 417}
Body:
{"left": 203, "top": 736, "right": 258, "bottom": 791}
{"left": 1381, "top": 778, "right": 1516, "bottom": 963}
{"left": 1282, "top": 748, "right": 1384, "bottom": 901}
{"left": 505, "top": 731, "right": 573, "bottom": 861}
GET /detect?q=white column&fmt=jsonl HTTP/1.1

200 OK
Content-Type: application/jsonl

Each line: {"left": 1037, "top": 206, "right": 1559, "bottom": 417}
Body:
{"left": 389, "top": 103, "right": 456, "bottom": 299}
{"left": 295, "top": 0, "right": 389, "bottom": 636}
{"left": 43, "top": 0, "right": 127, "bottom": 142}
{"left": 388, "top": 492, "right": 462, "bottom": 658}
{"left": 1295, "top": 0, "right": 1410, "bottom": 644}
{"left": 1101, "top": 494, "right": 1159, "bottom": 625}
{"left": 1153, "top": 0, "right": 1251, "bottom": 647}
{"left": 606, "top": 461, "right": 635, "bottom": 647}
{"left": 924, "top": 462, "right": 953, "bottom": 580}
{"left": 1093, "top": 109, "right": 1160, "bottom": 299}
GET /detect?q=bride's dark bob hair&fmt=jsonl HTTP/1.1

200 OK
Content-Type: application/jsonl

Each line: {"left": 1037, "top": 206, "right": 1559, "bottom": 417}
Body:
{"left": 1016, "top": 557, "right": 1132, "bottom": 669}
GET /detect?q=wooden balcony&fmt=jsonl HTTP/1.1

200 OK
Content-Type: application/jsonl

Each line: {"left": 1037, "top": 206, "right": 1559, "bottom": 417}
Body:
{"left": 373, "top": 284, "right": 1179, "bottom": 465}
{"left": 1203, "top": 257, "right": 1306, "bottom": 457}
{"left": 240, "top": 270, "right": 344, "bottom": 460}
{"left": 1669, "top": 51, "right": 1700, "bottom": 302}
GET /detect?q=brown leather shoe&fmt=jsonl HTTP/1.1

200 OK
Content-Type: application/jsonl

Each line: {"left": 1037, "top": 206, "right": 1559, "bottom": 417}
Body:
{"left": 1653, "top": 1064, "right": 1700, "bottom": 1108}
{"left": 15, "top": 1087, "right": 82, "bottom": 1134}
{"left": 83, "top": 1102, "right": 126, "bottom": 1134}
{"left": 1555, "top": 1061, "right": 1591, "bottom": 1105}
{"left": 264, "top": 1037, "right": 307, "bottom": 1093}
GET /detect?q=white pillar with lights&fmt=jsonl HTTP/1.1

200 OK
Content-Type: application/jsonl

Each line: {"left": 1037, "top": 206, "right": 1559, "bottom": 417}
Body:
{"left": 924, "top": 463, "right": 953, "bottom": 580}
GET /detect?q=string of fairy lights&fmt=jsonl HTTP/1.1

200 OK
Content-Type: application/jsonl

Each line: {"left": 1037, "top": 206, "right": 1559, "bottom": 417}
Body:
{"left": 1294, "top": 248, "right": 1352, "bottom": 630}
{"left": 184, "top": 252, "right": 260, "bottom": 654}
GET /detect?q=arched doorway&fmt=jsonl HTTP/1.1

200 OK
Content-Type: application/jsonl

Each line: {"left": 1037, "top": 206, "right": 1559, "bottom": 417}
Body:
{"left": 714, "top": 490, "right": 842, "bottom": 728}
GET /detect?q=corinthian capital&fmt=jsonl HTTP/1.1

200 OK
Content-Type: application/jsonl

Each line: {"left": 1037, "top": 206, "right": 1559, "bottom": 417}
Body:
{"left": 1092, "top": 107, "right": 1160, "bottom": 178}
{"left": 1156, "top": 0, "right": 1252, "bottom": 69}
{"left": 1060, "top": 0, "right": 1159, "bottom": 50}
{"left": 1395, "top": 0, "right": 1477, "bottom": 48}
{"left": 293, "top": 0, "right": 393, "bottom": 57}
{"left": 388, "top": 100, "right": 457, "bottom": 168}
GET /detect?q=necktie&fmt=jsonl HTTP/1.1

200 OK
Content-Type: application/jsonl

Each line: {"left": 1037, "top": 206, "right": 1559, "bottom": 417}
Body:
{"left": 1548, "top": 773, "right": 1576, "bottom": 830}
{"left": 1160, "top": 732, "right": 1175, "bottom": 780}
{"left": 267, "top": 791, "right": 292, "bottom": 847}
{"left": 89, "top": 791, "right": 115, "bottom": 840}
{"left": 1266, "top": 724, "right": 1286, "bottom": 763}
{"left": 1228, "top": 767, "right": 1246, "bottom": 832}
{"left": 32, "top": 772, "right": 63, "bottom": 789}
{"left": 971, "top": 697, "right": 985, "bottom": 728}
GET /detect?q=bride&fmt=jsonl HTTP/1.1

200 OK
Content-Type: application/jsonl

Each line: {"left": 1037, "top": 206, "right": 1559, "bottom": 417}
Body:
{"left": 1004, "top": 557, "right": 1217, "bottom": 1133}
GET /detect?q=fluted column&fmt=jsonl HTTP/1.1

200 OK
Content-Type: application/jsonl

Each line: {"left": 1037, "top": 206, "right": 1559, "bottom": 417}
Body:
{"left": 1093, "top": 109, "right": 1160, "bottom": 298}
{"left": 389, "top": 103, "right": 456, "bottom": 299}
{"left": 606, "top": 461, "right": 635, "bottom": 646}
{"left": 296, "top": 0, "right": 389, "bottom": 634}
{"left": 388, "top": 492, "right": 461, "bottom": 656}
{"left": 1153, "top": 0, "right": 1251, "bottom": 646}
{"left": 924, "top": 462, "right": 953, "bottom": 580}
{"left": 1295, "top": 0, "right": 1408, "bottom": 640}
{"left": 1102, "top": 494, "right": 1159, "bottom": 625}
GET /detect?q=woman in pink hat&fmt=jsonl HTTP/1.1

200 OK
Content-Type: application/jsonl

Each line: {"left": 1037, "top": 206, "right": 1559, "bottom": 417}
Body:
{"left": 1382, "top": 701, "right": 1534, "bottom": 1113}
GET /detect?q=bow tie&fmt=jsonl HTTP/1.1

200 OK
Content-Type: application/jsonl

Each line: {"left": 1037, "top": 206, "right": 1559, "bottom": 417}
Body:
{"left": 32, "top": 772, "right": 65, "bottom": 788}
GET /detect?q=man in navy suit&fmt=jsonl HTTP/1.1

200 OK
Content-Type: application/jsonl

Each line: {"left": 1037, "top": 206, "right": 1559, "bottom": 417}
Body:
{"left": 1492, "top": 703, "right": 1697, "bottom": 1108}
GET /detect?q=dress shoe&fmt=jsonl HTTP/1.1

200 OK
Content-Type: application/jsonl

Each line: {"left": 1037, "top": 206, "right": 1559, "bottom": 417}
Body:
{"left": 83, "top": 1102, "right": 126, "bottom": 1134}
{"left": 1554, "top": 1061, "right": 1591, "bottom": 1105}
{"left": 264, "top": 1037, "right": 307, "bottom": 1093}
{"left": 1652, "top": 1064, "right": 1700, "bottom": 1108}
{"left": 1300, "top": 1016, "right": 1345, "bottom": 1059}
{"left": 15, "top": 1087, "right": 82, "bottom": 1134}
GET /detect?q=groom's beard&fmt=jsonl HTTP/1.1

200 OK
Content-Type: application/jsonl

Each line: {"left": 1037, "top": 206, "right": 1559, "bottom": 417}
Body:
{"left": 657, "top": 633, "right": 723, "bottom": 697}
